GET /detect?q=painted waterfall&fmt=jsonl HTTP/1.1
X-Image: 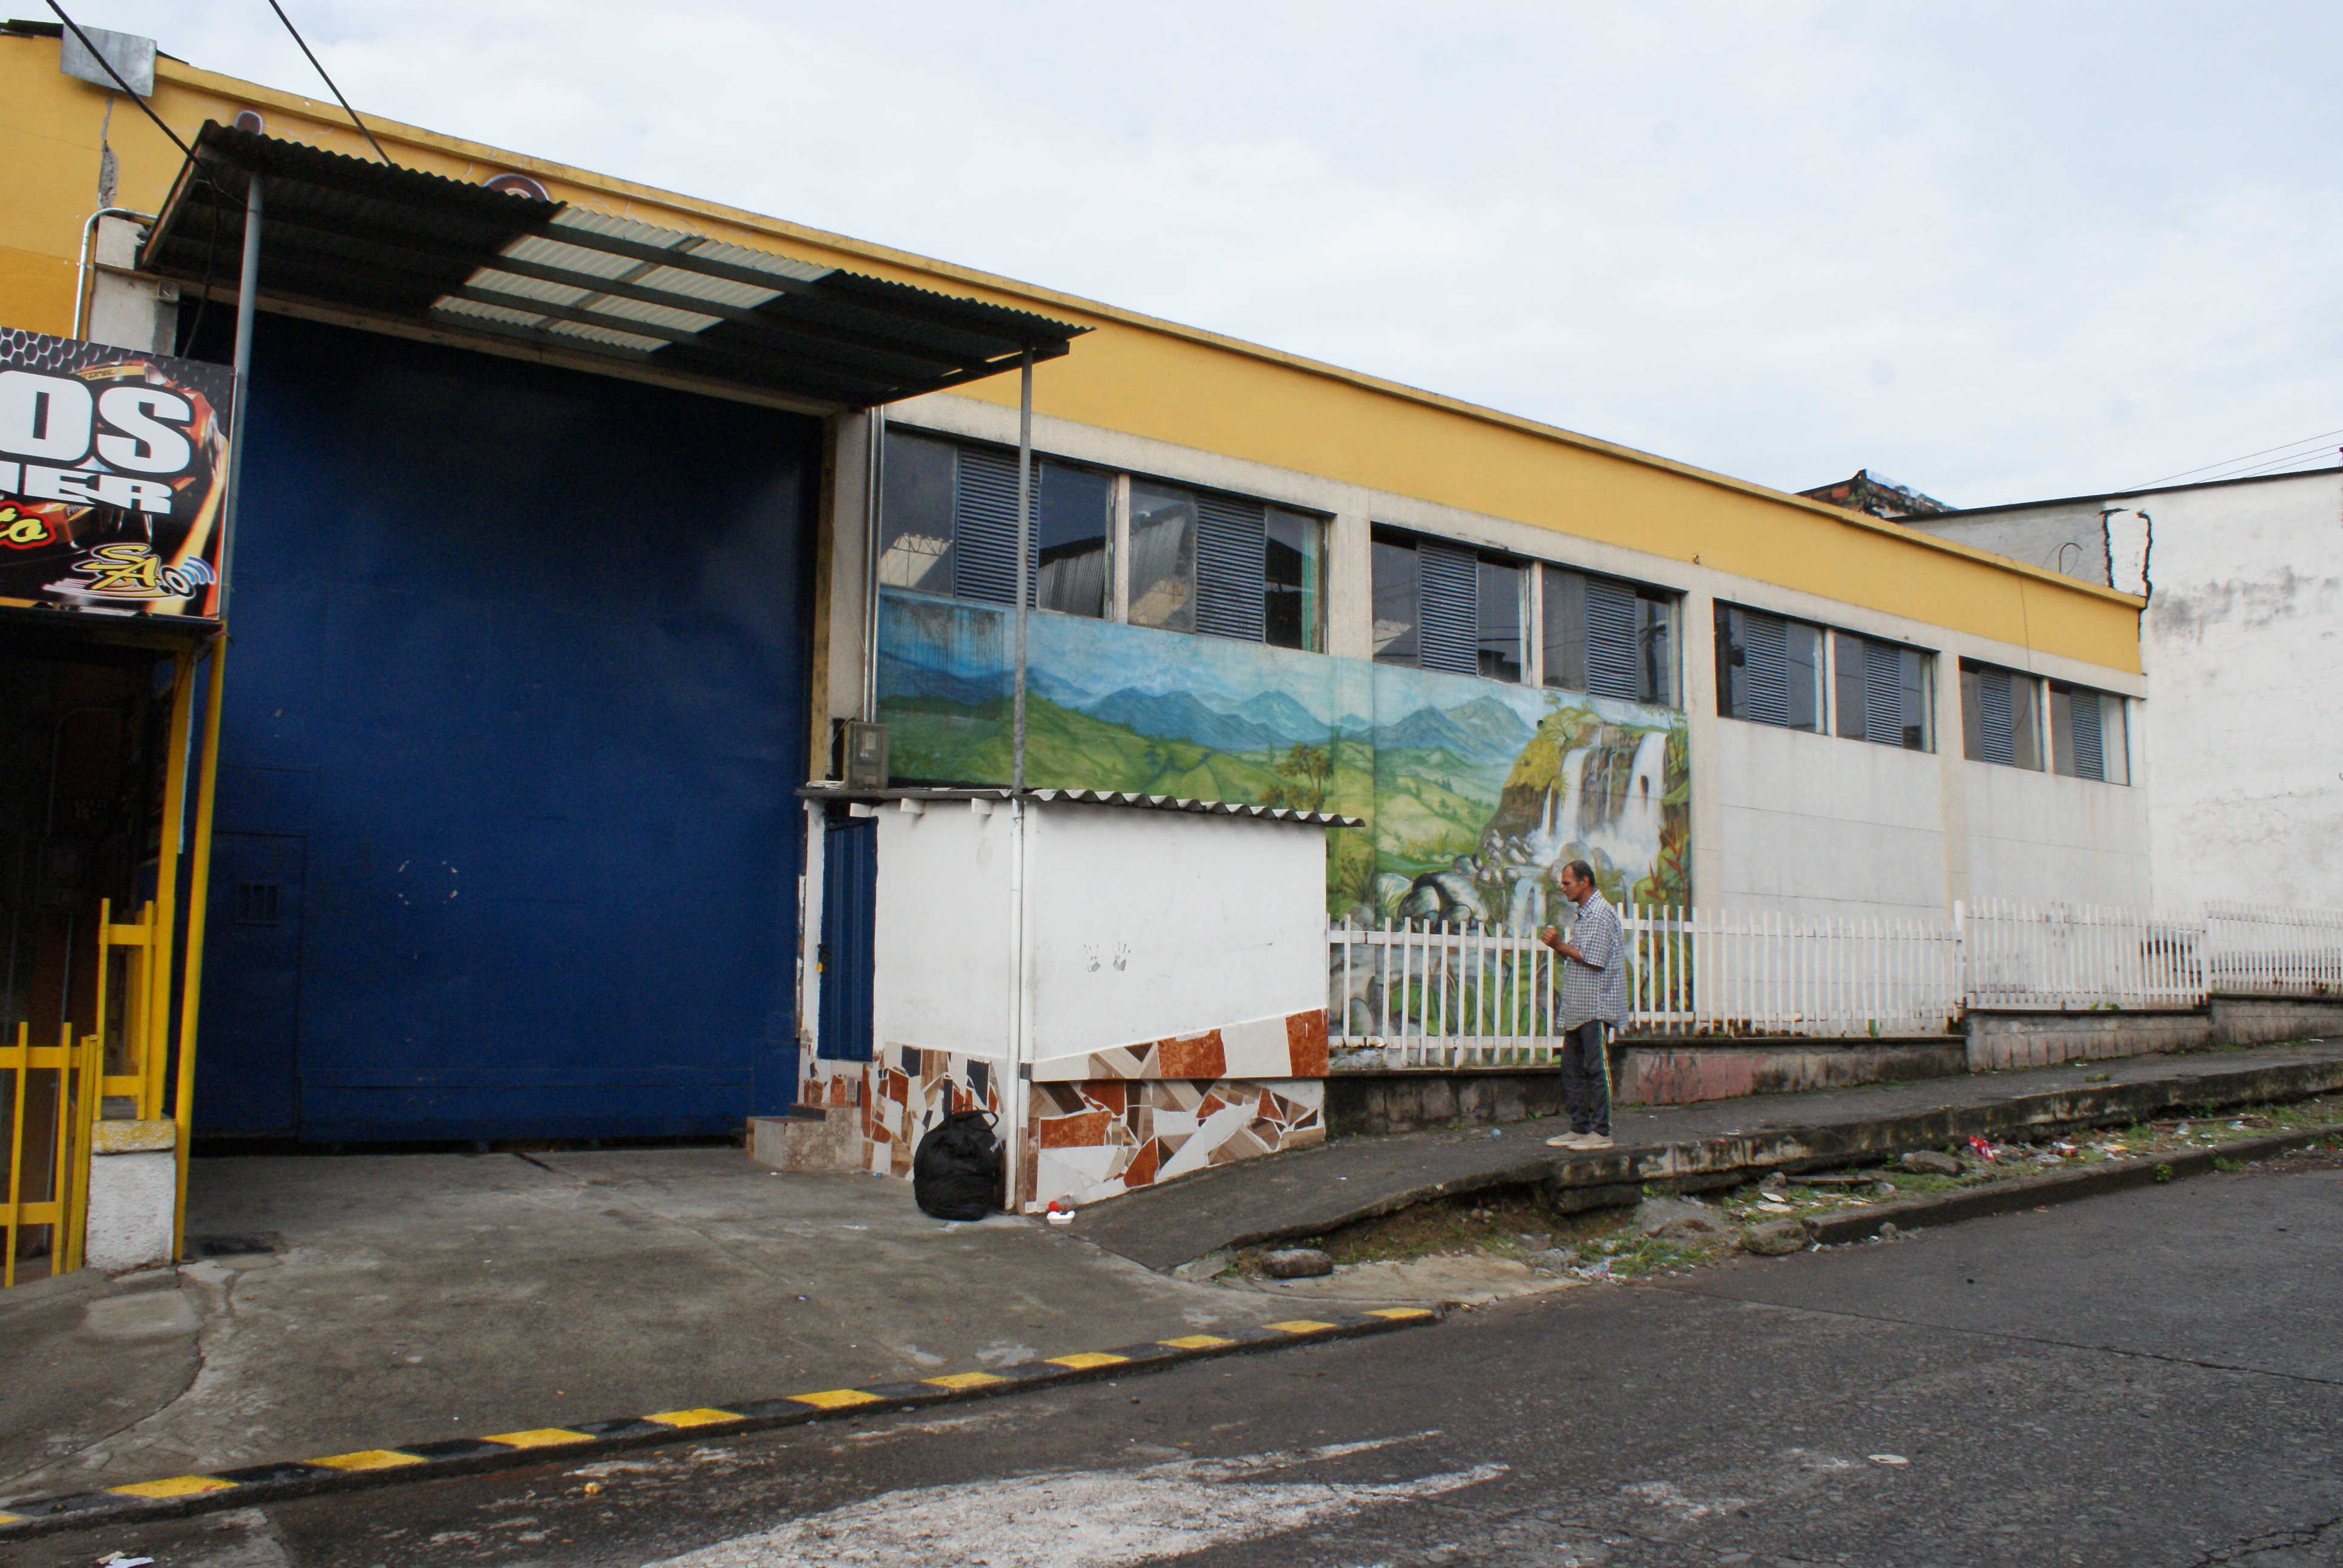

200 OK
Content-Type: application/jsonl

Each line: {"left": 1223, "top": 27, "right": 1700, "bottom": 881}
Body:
{"left": 876, "top": 592, "right": 1691, "bottom": 923}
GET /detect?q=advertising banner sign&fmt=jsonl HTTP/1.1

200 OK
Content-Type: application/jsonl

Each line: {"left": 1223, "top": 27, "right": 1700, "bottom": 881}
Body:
{"left": 0, "top": 325, "right": 234, "bottom": 621}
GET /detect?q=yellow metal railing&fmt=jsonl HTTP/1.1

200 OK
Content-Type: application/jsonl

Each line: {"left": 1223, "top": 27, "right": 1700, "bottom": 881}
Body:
{"left": 2, "top": 1021, "right": 102, "bottom": 1287}
{"left": 95, "top": 897, "right": 165, "bottom": 1117}
{"left": 2, "top": 639, "right": 224, "bottom": 1285}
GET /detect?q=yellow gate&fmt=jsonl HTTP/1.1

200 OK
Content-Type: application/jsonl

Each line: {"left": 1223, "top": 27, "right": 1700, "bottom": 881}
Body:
{"left": 2, "top": 633, "right": 227, "bottom": 1287}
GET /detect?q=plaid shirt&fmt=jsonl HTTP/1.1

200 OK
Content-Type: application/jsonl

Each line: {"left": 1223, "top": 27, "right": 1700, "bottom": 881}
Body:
{"left": 1557, "top": 892, "right": 1627, "bottom": 1029}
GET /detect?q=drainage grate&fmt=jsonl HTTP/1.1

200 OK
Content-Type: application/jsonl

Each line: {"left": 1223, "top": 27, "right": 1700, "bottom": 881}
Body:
{"left": 188, "top": 1233, "right": 284, "bottom": 1258}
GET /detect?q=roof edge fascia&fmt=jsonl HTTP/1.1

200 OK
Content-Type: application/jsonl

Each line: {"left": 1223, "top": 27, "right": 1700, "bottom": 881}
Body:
{"left": 148, "top": 55, "right": 2143, "bottom": 613}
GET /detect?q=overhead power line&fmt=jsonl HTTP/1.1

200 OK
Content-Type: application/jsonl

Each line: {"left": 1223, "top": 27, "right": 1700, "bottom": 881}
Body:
{"left": 2133, "top": 425, "right": 2343, "bottom": 490}
{"left": 263, "top": 0, "right": 394, "bottom": 165}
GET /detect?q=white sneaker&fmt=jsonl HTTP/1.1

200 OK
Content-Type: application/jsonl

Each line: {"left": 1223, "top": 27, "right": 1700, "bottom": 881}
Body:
{"left": 1544, "top": 1132, "right": 1581, "bottom": 1148}
{"left": 1570, "top": 1133, "right": 1614, "bottom": 1151}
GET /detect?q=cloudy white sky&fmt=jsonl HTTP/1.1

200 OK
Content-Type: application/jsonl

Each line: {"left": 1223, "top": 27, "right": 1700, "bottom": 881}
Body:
{"left": 82, "top": 1, "right": 2343, "bottom": 506}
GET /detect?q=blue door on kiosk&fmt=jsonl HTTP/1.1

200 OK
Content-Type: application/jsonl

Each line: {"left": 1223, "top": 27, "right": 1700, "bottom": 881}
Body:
{"left": 817, "top": 814, "right": 876, "bottom": 1063}
{"left": 194, "top": 314, "right": 814, "bottom": 1140}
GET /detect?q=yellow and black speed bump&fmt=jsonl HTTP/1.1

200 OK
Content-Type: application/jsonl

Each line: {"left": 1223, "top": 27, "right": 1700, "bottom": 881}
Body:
{"left": 0, "top": 1305, "right": 1440, "bottom": 1540}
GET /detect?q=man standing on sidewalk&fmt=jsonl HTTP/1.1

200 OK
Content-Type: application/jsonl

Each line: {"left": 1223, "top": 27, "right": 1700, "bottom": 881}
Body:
{"left": 1538, "top": 860, "right": 1625, "bottom": 1151}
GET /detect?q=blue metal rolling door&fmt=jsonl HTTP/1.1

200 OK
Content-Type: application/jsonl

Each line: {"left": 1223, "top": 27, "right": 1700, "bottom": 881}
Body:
{"left": 195, "top": 313, "right": 815, "bottom": 1140}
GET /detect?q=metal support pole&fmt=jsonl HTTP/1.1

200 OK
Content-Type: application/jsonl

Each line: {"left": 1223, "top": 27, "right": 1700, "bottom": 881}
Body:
{"left": 860, "top": 405, "right": 887, "bottom": 725}
{"left": 1011, "top": 350, "right": 1034, "bottom": 794}
{"left": 217, "top": 174, "right": 263, "bottom": 626}
{"left": 171, "top": 638, "right": 227, "bottom": 1258}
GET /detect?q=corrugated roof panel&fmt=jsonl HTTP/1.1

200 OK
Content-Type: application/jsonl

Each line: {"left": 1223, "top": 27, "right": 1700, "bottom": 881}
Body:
{"left": 583, "top": 295, "right": 723, "bottom": 334}
{"left": 629, "top": 264, "right": 781, "bottom": 312}
{"left": 500, "top": 233, "right": 644, "bottom": 281}
{"left": 549, "top": 207, "right": 698, "bottom": 249}
{"left": 434, "top": 297, "right": 555, "bottom": 329}
{"left": 678, "top": 237, "right": 830, "bottom": 283}
{"left": 541, "top": 318, "right": 672, "bottom": 353}
{"left": 464, "top": 268, "right": 592, "bottom": 308}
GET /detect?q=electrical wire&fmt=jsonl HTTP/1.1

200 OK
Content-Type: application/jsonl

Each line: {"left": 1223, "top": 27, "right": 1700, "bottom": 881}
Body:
{"left": 2132, "top": 425, "right": 2343, "bottom": 489}
{"left": 261, "top": 0, "right": 393, "bottom": 165}
{"left": 44, "top": 1, "right": 193, "bottom": 157}
{"left": 2195, "top": 446, "right": 2343, "bottom": 483}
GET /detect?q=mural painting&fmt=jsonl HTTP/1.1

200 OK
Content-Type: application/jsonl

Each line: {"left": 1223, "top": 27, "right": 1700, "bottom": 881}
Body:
{"left": 875, "top": 591, "right": 1691, "bottom": 924}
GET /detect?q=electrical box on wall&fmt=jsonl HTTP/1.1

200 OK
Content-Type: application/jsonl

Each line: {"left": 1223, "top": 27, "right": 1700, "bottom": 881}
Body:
{"left": 843, "top": 721, "right": 889, "bottom": 790}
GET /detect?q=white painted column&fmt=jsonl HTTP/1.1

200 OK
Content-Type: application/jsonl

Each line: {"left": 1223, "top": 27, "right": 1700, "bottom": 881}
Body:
{"left": 1936, "top": 653, "right": 1971, "bottom": 913}
{"left": 1680, "top": 588, "right": 1723, "bottom": 907}
{"left": 1325, "top": 511, "right": 1374, "bottom": 660}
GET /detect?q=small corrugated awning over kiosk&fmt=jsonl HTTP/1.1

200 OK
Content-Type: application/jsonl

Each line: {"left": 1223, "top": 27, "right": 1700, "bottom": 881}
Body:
{"left": 139, "top": 123, "right": 1087, "bottom": 410}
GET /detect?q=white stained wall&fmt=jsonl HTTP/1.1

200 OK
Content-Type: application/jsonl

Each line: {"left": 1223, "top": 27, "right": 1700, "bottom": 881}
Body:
{"left": 1962, "top": 762, "right": 2151, "bottom": 909}
{"left": 1712, "top": 719, "right": 1948, "bottom": 920}
{"left": 872, "top": 800, "right": 1018, "bottom": 1060}
{"left": 1024, "top": 802, "right": 1326, "bottom": 1055}
{"left": 1918, "top": 471, "right": 2342, "bottom": 909}
{"left": 2136, "top": 474, "right": 2343, "bottom": 908}
{"left": 868, "top": 797, "right": 1328, "bottom": 1063}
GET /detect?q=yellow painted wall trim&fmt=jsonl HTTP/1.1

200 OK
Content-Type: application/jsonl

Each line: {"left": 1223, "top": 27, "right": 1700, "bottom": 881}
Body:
{"left": 140, "top": 56, "right": 2140, "bottom": 615}
{"left": 0, "top": 36, "right": 2142, "bottom": 672}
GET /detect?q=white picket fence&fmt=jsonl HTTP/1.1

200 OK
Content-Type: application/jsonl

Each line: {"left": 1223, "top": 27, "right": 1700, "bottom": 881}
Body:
{"left": 2203, "top": 902, "right": 2343, "bottom": 996}
{"left": 1961, "top": 900, "right": 2200, "bottom": 1011}
{"left": 1327, "top": 895, "right": 2343, "bottom": 1063}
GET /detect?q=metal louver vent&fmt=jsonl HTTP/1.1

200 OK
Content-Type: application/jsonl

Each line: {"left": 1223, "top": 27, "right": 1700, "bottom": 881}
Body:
{"left": 1740, "top": 611, "right": 1791, "bottom": 727}
{"left": 2069, "top": 687, "right": 2103, "bottom": 779}
{"left": 1417, "top": 543, "right": 1481, "bottom": 675}
{"left": 1585, "top": 578, "right": 1639, "bottom": 702}
{"left": 1978, "top": 670, "right": 2016, "bottom": 765}
{"left": 1194, "top": 495, "right": 1267, "bottom": 641}
{"left": 1864, "top": 639, "right": 1904, "bottom": 747}
{"left": 953, "top": 445, "right": 1020, "bottom": 606}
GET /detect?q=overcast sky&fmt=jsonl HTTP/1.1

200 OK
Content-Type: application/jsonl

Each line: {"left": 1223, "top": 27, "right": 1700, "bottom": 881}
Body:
{"left": 85, "top": 1, "right": 2343, "bottom": 507}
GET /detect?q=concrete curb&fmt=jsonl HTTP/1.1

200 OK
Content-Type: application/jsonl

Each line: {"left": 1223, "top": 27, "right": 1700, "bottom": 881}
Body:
{"left": 0, "top": 1306, "right": 1439, "bottom": 1542}
{"left": 1801, "top": 1124, "right": 2343, "bottom": 1246}
{"left": 1205, "top": 1054, "right": 2343, "bottom": 1255}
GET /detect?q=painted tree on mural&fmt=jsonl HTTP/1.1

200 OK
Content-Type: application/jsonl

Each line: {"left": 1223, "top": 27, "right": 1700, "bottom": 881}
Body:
{"left": 1262, "top": 742, "right": 1334, "bottom": 812}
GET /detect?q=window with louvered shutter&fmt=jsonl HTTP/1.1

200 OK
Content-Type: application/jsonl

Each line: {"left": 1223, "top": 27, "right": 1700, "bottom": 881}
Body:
{"left": 2069, "top": 688, "right": 2103, "bottom": 779}
{"left": 952, "top": 443, "right": 1021, "bottom": 606}
{"left": 1739, "top": 610, "right": 1791, "bottom": 726}
{"left": 2050, "top": 679, "right": 2113, "bottom": 780}
{"left": 1964, "top": 660, "right": 2046, "bottom": 770}
{"left": 1719, "top": 603, "right": 1824, "bottom": 731}
{"left": 1863, "top": 638, "right": 1905, "bottom": 747}
{"left": 1976, "top": 668, "right": 2016, "bottom": 764}
{"left": 1194, "top": 494, "right": 1267, "bottom": 641}
{"left": 1585, "top": 577, "right": 1639, "bottom": 701}
{"left": 1417, "top": 541, "right": 1480, "bottom": 675}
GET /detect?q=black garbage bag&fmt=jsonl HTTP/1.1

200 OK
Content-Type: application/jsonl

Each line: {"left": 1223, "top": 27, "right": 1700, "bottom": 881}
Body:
{"left": 913, "top": 1109, "right": 1002, "bottom": 1221}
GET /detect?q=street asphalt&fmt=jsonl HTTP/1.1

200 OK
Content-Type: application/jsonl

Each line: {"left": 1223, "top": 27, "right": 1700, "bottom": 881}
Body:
{"left": 30, "top": 1149, "right": 2341, "bottom": 1567}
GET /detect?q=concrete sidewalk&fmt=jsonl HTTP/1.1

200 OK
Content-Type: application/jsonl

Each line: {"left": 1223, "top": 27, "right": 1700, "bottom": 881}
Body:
{"left": 1071, "top": 1039, "right": 2343, "bottom": 1268}
{"left": 0, "top": 1148, "right": 1325, "bottom": 1506}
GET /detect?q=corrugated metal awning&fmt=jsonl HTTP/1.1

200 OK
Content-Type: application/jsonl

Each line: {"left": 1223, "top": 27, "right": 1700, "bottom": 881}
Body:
{"left": 139, "top": 124, "right": 1087, "bottom": 410}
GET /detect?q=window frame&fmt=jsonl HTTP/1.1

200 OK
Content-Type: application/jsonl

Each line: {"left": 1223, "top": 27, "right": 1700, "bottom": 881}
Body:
{"left": 1542, "top": 563, "right": 1681, "bottom": 710}
{"left": 1716, "top": 602, "right": 1936, "bottom": 751}
{"left": 879, "top": 429, "right": 1329, "bottom": 652}
{"left": 1959, "top": 659, "right": 2048, "bottom": 772}
{"left": 2048, "top": 678, "right": 2129, "bottom": 784}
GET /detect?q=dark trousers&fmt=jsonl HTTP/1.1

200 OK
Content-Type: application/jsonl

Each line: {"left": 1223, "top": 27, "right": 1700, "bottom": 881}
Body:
{"left": 1559, "top": 1020, "right": 1611, "bottom": 1135}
